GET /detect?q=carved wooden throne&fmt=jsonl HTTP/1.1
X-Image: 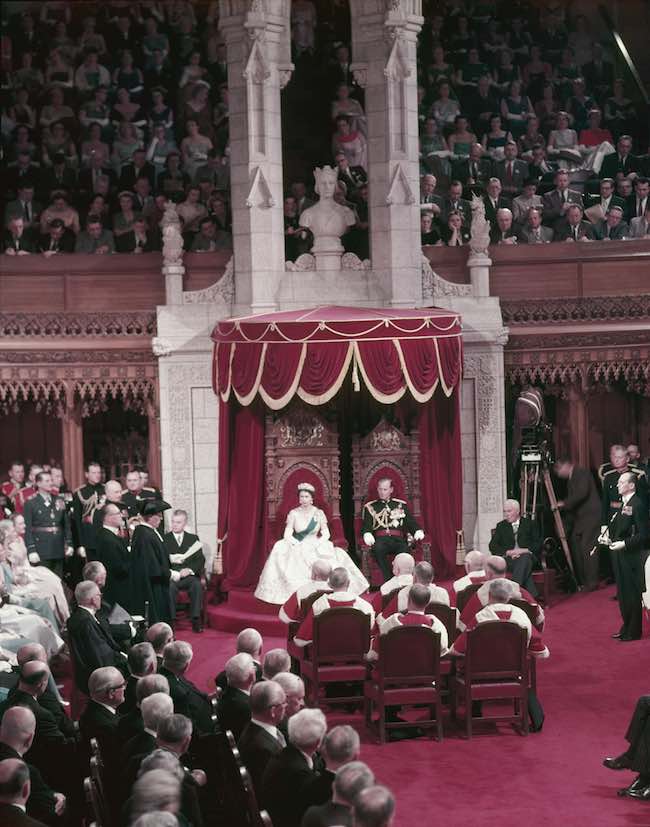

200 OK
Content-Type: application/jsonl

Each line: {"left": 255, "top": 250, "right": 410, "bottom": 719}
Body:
{"left": 352, "top": 419, "right": 430, "bottom": 586}
{"left": 264, "top": 408, "right": 347, "bottom": 550}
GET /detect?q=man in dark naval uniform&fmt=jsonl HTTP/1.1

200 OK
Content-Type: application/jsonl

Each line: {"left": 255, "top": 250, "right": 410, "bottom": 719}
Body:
{"left": 121, "top": 468, "right": 158, "bottom": 518}
{"left": 163, "top": 509, "right": 205, "bottom": 633}
{"left": 130, "top": 500, "right": 172, "bottom": 624}
{"left": 23, "top": 471, "right": 73, "bottom": 577}
{"left": 606, "top": 472, "right": 649, "bottom": 642}
{"left": 362, "top": 478, "right": 424, "bottom": 581}
{"left": 72, "top": 461, "right": 105, "bottom": 560}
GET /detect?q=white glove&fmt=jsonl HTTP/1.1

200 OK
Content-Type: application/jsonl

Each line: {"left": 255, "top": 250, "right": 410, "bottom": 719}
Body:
{"left": 77, "top": 547, "right": 87, "bottom": 559}
{"left": 363, "top": 532, "right": 375, "bottom": 547}
{"left": 65, "top": 546, "right": 75, "bottom": 557}
{"left": 610, "top": 541, "right": 625, "bottom": 552}
{"left": 600, "top": 526, "right": 607, "bottom": 535}
{"left": 28, "top": 552, "right": 41, "bottom": 565}
{"left": 413, "top": 529, "right": 425, "bottom": 541}
{"left": 0, "top": 661, "right": 12, "bottom": 673}
{"left": 171, "top": 570, "right": 181, "bottom": 582}
{"left": 169, "top": 553, "right": 184, "bottom": 564}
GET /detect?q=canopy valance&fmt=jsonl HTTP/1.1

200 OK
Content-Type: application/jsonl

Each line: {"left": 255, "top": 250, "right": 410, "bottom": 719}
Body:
{"left": 212, "top": 305, "right": 463, "bottom": 409}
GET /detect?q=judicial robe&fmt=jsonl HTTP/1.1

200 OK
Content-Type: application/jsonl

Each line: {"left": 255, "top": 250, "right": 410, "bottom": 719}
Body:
{"left": 129, "top": 523, "right": 172, "bottom": 624}
{"left": 96, "top": 526, "right": 132, "bottom": 609}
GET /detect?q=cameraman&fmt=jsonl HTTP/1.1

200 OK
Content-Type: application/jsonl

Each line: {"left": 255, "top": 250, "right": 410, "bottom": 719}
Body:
{"left": 554, "top": 458, "right": 601, "bottom": 591}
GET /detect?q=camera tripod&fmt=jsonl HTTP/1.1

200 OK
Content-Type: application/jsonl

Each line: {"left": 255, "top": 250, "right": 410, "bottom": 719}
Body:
{"left": 519, "top": 449, "right": 576, "bottom": 582}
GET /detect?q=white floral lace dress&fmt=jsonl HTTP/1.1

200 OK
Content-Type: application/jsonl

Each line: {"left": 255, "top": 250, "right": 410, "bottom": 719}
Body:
{"left": 254, "top": 507, "right": 368, "bottom": 605}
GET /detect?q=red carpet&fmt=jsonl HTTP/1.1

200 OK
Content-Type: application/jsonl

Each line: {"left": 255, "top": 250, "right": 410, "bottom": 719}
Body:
{"left": 181, "top": 585, "right": 650, "bottom": 827}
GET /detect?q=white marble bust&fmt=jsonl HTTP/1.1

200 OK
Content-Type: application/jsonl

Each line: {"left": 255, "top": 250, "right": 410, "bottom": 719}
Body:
{"left": 300, "top": 165, "right": 356, "bottom": 257}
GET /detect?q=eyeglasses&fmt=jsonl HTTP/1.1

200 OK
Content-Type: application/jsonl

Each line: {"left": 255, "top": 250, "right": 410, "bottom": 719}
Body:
{"left": 111, "top": 682, "right": 126, "bottom": 691}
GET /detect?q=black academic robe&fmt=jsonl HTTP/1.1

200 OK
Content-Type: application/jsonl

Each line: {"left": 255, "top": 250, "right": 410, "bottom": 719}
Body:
{"left": 0, "top": 742, "right": 57, "bottom": 824}
{"left": 129, "top": 524, "right": 172, "bottom": 624}
{"left": 96, "top": 526, "right": 132, "bottom": 609}
{"left": 238, "top": 721, "right": 284, "bottom": 796}
{"left": 67, "top": 607, "right": 127, "bottom": 694}
{"left": 261, "top": 744, "right": 319, "bottom": 827}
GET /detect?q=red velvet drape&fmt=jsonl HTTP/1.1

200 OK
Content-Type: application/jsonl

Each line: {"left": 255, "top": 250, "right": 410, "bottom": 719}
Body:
{"left": 219, "top": 401, "right": 266, "bottom": 590}
{"left": 419, "top": 388, "right": 462, "bottom": 578}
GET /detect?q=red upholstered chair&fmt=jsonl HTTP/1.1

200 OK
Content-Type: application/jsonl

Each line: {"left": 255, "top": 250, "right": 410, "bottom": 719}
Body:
{"left": 286, "top": 588, "right": 330, "bottom": 663}
{"left": 380, "top": 586, "right": 403, "bottom": 610}
{"left": 453, "top": 621, "right": 529, "bottom": 738}
{"left": 265, "top": 410, "right": 347, "bottom": 549}
{"left": 300, "top": 608, "right": 371, "bottom": 709}
{"left": 425, "top": 602, "right": 458, "bottom": 706}
{"left": 364, "top": 626, "right": 444, "bottom": 743}
{"left": 352, "top": 419, "right": 430, "bottom": 587}
{"left": 456, "top": 582, "right": 482, "bottom": 613}
{"left": 510, "top": 597, "right": 540, "bottom": 694}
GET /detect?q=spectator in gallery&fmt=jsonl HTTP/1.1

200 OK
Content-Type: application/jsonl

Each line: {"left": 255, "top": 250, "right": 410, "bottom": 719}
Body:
{"left": 74, "top": 215, "right": 115, "bottom": 254}
{"left": 439, "top": 210, "right": 470, "bottom": 247}
{"left": 420, "top": 211, "right": 440, "bottom": 246}
{"left": 2, "top": 216, "right": 35, "bottom": 255}
{"left": 332, "top": 115, "right": 367, "bottom": 171}
{"left": 591, "top": 205, "right": 629, "bottom": 241}
{"left": 519, "top": 206, "right": 554, "bottom": 244}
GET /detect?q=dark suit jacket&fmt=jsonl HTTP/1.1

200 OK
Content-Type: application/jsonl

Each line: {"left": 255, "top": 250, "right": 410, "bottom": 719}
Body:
{"left": 162, "top": 531, "right": 205, "bottom": 577}
{"left": 542, "top": 188, "right": 584, "bottom": 225}
{"left": 483, "top": 195, "right": 510, "bottom": 226}
{"left": 215, "top": 661, "right": 263, "bottom": 692}
{"left": 0, "top": 742, "right": 56, "bottom": 824}
{"left": 0, "top": 803, "right": 47, "bottom": 827}
{"left": 302, "top": 800, "right": 353, "bottom": 827}
{"left": 67, "top": 607, "right": 126, "bottom": 694}
{"left": 121, "top": 729, "right": 156, "bottom": 768}
{"left": 300, "top": 767, "right": 336, "bottom": 811}
{"left": 96, "top": 527, "right": 131, "bottom": 608}
{"left": 489, "top": 517, "right": 542, "bottom": 559}
{"left": 555, "top": 219, "right": 595, "bottom": 241}
{"left": 456, "top": 157, "right": 493, "bottom": 189}
{"left": 592, "top": 218, "right": 629, "bottom": 240}
{"left": 80, "top": 700, "right": 121, "bottom": 760}
{"left": 216, "top": 686, "right": 251, "bottom": 741}
{"left": 159, "top": 667, "right": 213, "bottom": 735}
{"left": 0, "top": 689, "right": 73, "bottom": 773}
{"left": 118, "top": 162, "right": 156, "bottom": 191}
{"left": 495, "top": 159, "right": 529, "bottom": 194}
{"left": 37, "top": 229, "right": 76, "bottom": 253}
{"left": 238, "top": 721, "right": 283, "bottom": 796}
{"left": 261, "top": 744, "right": 319, "bottom": 827}
{"left": 599, "top": 152, "right": 640, "bottom": 181}
{"left": 77, "top": 167, "right": 116, "bottom": 195}
{"left": 441, "top": 196, "right": 472, "bottom": 226}
{"left": 562, "top": 467, "right": 602, "bottom": 537}
{"left": 116, "top": 706, "right": 144, "bottom": 745}
{"left": 609, "top": 494, "right": 649, "bottom": 553}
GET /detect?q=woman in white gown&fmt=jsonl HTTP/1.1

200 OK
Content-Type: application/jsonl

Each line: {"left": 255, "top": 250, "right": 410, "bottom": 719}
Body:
{"left": 255, "top": 483, "right": 368, "bottom": 605}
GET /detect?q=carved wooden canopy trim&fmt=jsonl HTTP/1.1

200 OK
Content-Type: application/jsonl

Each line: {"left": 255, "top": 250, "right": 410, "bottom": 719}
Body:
{"left": 0, "top": 312, "right": 156, "bottom": 338}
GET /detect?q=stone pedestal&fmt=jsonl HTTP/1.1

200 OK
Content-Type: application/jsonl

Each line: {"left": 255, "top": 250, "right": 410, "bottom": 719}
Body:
{"left": 220, "top": 0, "right": 292, "bottom": 313}
{"left": 467, "top": 253, "right": 492, "bottom": 298}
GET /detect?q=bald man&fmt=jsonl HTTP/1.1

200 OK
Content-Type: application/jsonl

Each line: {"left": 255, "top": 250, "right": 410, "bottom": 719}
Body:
{"left": 369, "top": 553, "right": 415, "bottom": 613}
{"left": 0, "top": 758, "right": 46, "bottom": 826}
{"left": 95, "top": 501, "right": 132, "bottom": 607}
{"left": 0, "top": 707, "right": 65, "bottom": 822}
{"left": 489, "top": 499, "right": 540, "bottom": 597}
{"left": 279, "top": 560, "right": 333, "bottom": 626}
{"left": 453, "top": 550, "right": 488, "bottom": 594}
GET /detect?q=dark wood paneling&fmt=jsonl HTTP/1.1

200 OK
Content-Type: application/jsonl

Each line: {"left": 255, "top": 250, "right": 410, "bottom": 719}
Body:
{"left": 0, "top": 274, "right": 66, "bottom": 312}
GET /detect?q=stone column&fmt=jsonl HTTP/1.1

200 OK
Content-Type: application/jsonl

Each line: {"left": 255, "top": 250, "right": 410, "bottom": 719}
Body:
{"left": 146, "top": 395, "right": 162, "bottom": 489}
{"left": 220, "top": 0, "right": 292, "bottom": 313}
{"left": 350, "top": 0, "right": 424, "bottom": 307}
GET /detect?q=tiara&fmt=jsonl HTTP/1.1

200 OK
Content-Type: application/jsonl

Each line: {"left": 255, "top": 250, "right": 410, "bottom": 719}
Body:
{"left": 297, "top": 482, "right": 316, "bottom": 493}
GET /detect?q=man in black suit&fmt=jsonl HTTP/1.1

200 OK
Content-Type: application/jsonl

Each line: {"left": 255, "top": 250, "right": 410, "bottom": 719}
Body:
{"left": 116, "top": 673, "right": 170, "bottom": 747}
{"left": 600, "top": 135, "right": 640, "bottom": 181}
{"left": 483, "top": 178, "right": 510, "bottom": 229}
{"left": 3, "top": 217, "right": 36, "bottom": 255}
{"left": 0, "top": 662, "right": 77, "bottom": 781}
{"left": 0, "top": 758, "right": 47, "bottom": 827}
{"left": 603, "top": 694, "right": 650, "bottom": 800}
{"left": 542, "top": 169, "right": 584, "bottom": 228}
{"left": 13, "top": 645, "right": 76, "bottom": 742}
{"left": 300, "top": 725, "right": 360, "bottom": 813}
{"left": 335, "top": 153, "right": 367, "bottom": 202}
{"left": 159, "top": 641, "right": 213, "bottom": 736}
{"left": 95, "top": 502, "right": 132, "bottom": 609}
{"left": 39, "top": 154, "right": 76, "bottom": 203}
{"left": 555, "top": 204, "right": 595, "bottom": 241}
{"left": 122, "top": 643, "right": 157, "bottom": 714}
{"left": 555, "top": 458, "right": 602, "bottom": 590}
{"left": 0, "top": 707, "right": 66, "bottom": 824}
{"left": 78, "top": 155, "right": 116, "bottom": 198}
{"left": 584, "top": 177, "right": 627, "bottom": 221}
{"left": 490, "top": 208, "right": 518, "bottom": 245}
{"left": 457, "top": 143, "right": 493, "bottom": 195}
{"left": 216, "top": 652, "right": 256, "bottom": 740}
{"left": 441, "top": 180, "right": 472, "bottom": 227}
{"left": 163, "top": 510, "right": 205, "bottom": 634}
{"left": 237, "top": 681, "right": 286, "bottom": 796}
{"left": 79, "top": 665, "right": 125, "bottom": 814}
{"left": 607, "top": 472, "right": 649, "bottom": 641}
{"left": 67, "top": 580, "right": 128, "bottom": 694}
{"left": 302, "top": 760, "right": 375, "bottom": 827}
{"left": 261, "top": 707, "right": 327, "bottom": 827}
{"left": 215, "top": 627, "right": 264, "bottom": 690}
{"left": 489, "top": 499, "right": 541, "bottom": 597}
{"left": 146, "top": 622, "right": 174, "bottom": 671}
{"left": 38, "top": 219, "right": 75, "bottom": 255}
{"left": 627, "top": 177, "right": 649, "bottom": 224}
{"left": 526, "top": 146, "right": 557, "bottom": 190}
{"left": 121, "top": 691, "right": 173, "bottom": 768}
{"left": 118, "top": 149, "right": 156, "bottom": 191}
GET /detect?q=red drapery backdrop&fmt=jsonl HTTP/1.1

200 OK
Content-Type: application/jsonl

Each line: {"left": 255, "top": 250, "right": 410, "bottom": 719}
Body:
{"left": 213, "top": 306, "right": 464, "bottom": 588}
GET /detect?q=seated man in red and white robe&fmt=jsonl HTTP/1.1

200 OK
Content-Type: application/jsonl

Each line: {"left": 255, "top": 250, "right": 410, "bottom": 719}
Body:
{"left": 278, "top": 559, "right": 333, "bottom": 626}
{"left": 458, "top": 555, "right": 545, "bottom": 632}
{"left": 370, "top": 584, "right": 450, "bottom": 658}
{"left": 377, "top": 561, "right": 451, "bottom": 630}
{"left": 369, "top": 552, "right": 415, "bottom": 612}
{"left": 452, "top": 550, "right": 488, "bottom": 596}
{"left": 293, "top": 567, "right": 374, "bottom": 648}
{"left": 452, "top": 578, "right": 549, "bottom": 660}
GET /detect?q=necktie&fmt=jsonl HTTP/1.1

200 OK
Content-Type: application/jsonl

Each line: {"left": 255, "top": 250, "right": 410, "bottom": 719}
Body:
{"left": 23, "top": 202, "right": 30, "bottom": 222}
{"left": 561, "top": 190, "right": 567, "bottom": 204}
{"left": 535, "top": 229, "right": 540, "bottom": 241}
{"left": 573, "top": 226, "right": 578, "bottom": 240}
{"left": 472, "top": 162, "right": 477, "bottom": 178}
{"left": 277, "top": 730, "right": 287, "bottom": 748}
{"left": 638, "top": 200, "right": 644, "bottom": 218}
{"left": 176, "top": 534, "right": 182, "bottom": 546}
{"left": 506, "top": 162, "right": 513, "bottom": 183}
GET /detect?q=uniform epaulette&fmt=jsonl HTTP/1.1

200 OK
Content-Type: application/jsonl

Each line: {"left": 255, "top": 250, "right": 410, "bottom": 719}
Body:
{"left": 630, "top": 466, "right": 647, "bottom": 479}
{"left": 598, "top": 462, "right": 612, "bottom": 481}
{"left": 602, "top": 467, "right": 621, "bottom": 479}
{"left": 143, "top": 486, "right": 157, "bottom": 492}
{"left": 74, "top": 485, "right": 84, "bottom": 494}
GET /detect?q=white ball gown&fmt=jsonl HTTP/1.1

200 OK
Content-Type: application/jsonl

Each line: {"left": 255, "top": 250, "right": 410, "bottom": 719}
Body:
{"left": 254, "top": 506, "right": 368, "bottom": 604}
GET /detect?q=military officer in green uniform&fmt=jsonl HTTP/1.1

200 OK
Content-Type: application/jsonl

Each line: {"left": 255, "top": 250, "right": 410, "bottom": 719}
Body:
{"left": 72, "top": 461, "right": 105, "bottom": 561}
{"left": 23, "top": 470, "right": 73, "bottom": 577}
{"left": 362, "top": 477, "right": 424, "bottom": 581}
{"left": 600, "top": 444, "right": 647, "bottom": 583}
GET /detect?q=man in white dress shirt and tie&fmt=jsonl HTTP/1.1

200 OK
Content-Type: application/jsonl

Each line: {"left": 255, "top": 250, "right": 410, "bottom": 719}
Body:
{"left": 162, "top": 509, "right": 205, "bottom": 633}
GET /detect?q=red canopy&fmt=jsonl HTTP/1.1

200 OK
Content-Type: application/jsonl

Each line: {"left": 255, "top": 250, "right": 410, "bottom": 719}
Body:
{"left": 212, "top": 305, "right": 463, "bottom": 409}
